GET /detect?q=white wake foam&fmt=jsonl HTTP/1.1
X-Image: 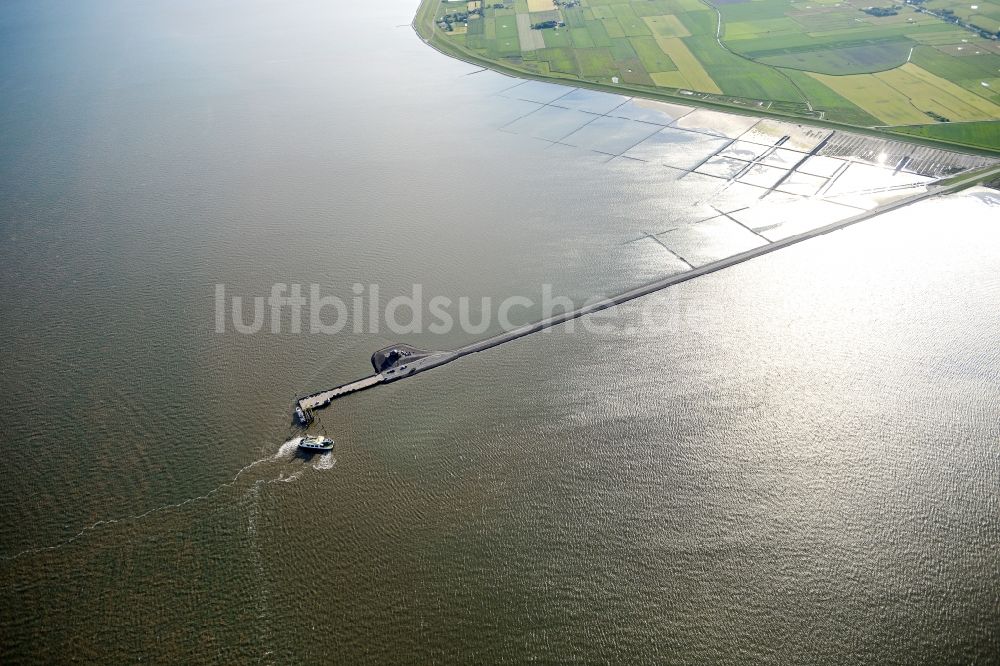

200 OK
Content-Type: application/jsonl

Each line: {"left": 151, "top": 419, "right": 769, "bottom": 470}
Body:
{"left": 313, "top": 453, "right": 336, "bottom": 471}
{"left": 274, "top": 437, "right": 302, "bottom": 459}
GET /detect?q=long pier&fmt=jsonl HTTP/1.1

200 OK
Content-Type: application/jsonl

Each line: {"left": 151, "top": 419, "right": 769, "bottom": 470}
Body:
{"left": 298, "top": 374, "right": 385, "bottom": 411}
{"left": 294, "top": 167, "right": 999, "bottom": 424}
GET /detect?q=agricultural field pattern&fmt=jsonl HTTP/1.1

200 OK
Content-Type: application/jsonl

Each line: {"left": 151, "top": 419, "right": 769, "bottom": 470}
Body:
{"left": 418, "top": 0, "right": 1000, "bottom": 150}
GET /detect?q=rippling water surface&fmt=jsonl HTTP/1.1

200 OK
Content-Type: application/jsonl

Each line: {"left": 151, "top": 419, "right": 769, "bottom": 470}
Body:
{"left": 1, "top": 0, "right": 998, "bottom": 662}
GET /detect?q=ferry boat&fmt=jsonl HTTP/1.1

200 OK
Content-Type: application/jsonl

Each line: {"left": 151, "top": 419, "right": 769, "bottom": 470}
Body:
{"left": 297, "top": 434, "right": 334, "bottom": 451}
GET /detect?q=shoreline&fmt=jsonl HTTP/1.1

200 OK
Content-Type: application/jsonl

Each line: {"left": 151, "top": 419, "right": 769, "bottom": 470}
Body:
{"left": 410, "top": 0, "right": 1000, "bottom": 158}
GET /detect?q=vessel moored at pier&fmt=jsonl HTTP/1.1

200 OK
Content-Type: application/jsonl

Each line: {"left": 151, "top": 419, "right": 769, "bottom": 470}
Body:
{"left": 295, "top": 404, "right": 312, "bottom": 425}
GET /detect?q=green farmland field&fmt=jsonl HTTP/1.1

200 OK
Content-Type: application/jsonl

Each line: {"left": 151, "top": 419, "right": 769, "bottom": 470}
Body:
{"left": 416, "top": 0, "right": 1000, "bottom": 151}
{"left": 893, "top": 120, "right": 1000, "bottom": 151}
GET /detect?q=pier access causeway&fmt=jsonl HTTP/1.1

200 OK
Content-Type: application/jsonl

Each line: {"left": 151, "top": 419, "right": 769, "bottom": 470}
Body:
{"left": 293, "top": 168, "right": 999, "bottom": 424}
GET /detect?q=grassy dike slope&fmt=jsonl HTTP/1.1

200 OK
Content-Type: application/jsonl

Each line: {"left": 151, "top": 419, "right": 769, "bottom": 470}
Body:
{"left": 413, "top": 0, "right": 999, "bottom": 156}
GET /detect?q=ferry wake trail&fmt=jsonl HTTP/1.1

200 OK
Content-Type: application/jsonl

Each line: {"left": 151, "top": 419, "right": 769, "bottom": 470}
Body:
{"left": 0, "top": 438, "right": 330, "bottom": 562}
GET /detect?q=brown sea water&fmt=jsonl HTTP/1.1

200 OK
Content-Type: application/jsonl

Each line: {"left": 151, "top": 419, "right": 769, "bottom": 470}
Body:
{"left": 1, "top": 0, "right": 998, "bottom": 662}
